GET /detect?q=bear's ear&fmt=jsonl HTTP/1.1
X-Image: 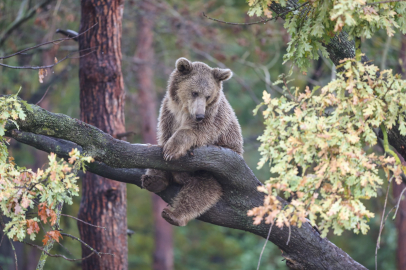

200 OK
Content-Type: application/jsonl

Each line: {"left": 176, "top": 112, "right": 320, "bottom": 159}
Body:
{"left": 212, "top": 68, "right": 233, "bottom": 82}
{"left": 176, "top": 57, "right": 193, "bottom": 74}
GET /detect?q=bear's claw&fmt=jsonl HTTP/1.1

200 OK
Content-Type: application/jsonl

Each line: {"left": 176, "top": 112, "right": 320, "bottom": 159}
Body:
{"left": 141, "top": 175, "right": 168, "bottom": 193}
{"left": 163, "top": 139, "right": 187, "bottom": 161}
{"left": 162, "top": 208, "right": 187, "bottom": 226}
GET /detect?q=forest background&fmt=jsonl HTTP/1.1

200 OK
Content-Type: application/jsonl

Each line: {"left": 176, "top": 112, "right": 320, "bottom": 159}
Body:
{"left": 0, "top": 0, "right": 404, "bottom": 269}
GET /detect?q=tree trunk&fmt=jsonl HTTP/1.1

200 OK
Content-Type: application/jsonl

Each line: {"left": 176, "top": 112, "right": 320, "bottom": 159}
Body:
{"left": 134, "top": 1, "right": 174, "bottom": 269}
{"left": 77, "top": 0, "right": 127, "bottom": 269}
{"left": 394, "top": 33, "right": 406, "bottom": 270}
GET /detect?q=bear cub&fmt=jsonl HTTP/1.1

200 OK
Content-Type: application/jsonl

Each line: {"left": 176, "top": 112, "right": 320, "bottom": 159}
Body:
{"left": 141, "top": 57, "right": 243, "bottom": 226}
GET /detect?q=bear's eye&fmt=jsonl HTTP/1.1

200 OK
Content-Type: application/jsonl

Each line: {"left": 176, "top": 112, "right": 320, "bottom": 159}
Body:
{"left": 192, "top": 92, "right": 198, "bottom": 97}
{"left": 206, "top": 96, "right": 211, "bottom": 100}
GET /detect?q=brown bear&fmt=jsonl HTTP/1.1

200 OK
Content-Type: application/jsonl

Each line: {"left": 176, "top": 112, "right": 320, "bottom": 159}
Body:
{"left": 141, "top": 57, "right": 243, "bottom": 226}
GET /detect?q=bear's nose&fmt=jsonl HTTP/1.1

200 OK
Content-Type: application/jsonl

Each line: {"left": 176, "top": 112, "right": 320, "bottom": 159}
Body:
{"left": 196, "top": 114, "right": 205, "bottom": 122}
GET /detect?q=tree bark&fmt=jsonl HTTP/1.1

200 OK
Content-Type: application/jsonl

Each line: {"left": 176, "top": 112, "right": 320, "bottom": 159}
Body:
{"left": 77, "top": 0, "right": 127, "bottom": 269}
{"left": 134, "top": 1, "right": 174, "bottom": 269}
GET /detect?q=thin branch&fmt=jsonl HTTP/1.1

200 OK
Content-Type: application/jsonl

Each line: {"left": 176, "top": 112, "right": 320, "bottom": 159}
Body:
{"left": 0, "top": 48, "right": 96, "bottom": 70}
{"left": 202, "top": 2, "right": 309, "bottom": 26}
{"left": 375, "top": 177, "right": 392, "bottom": 270}
{"left": 25, "top": 242, "right": 96, "bottom": 262}
{"left": 0, "top": 215, "right": 17, "bottom": 270}
{"left": 60, "top": 233, "right": 114, "bottom": 257}
{"left": 0, "top": 0, "right": 54, "bottom": 47}
{"left": 36, "top": 86, "right": 52, "bottom": 105}
{"left": 257, "top": 223, "right": 274, "bottom": 270}
{"left": 9, "top": 238, "right": 18, "bottom": 270}
{"left": 381, "top": 35, "right": 392, "bottom": 70}
{"left": 0, "top": 23, "right": 97, "bottom": 60}
{"left": 202, "top": 12, "right": 275, "bottom": 26}
{"left": 393, "top": 187, "right": 406, "bottom": 219}
{"left": 0, "top": 230, "right": 4, "bottom": 248}
{"left": 367, "top": 0, "right": 406, "bottom": 5}
{"left": 60, "top": 214, "right": 107, "bottom": 230}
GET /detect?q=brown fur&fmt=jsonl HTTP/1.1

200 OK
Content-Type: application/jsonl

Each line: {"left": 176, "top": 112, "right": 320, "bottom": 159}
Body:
{"left": 141, "top": 57, "right": 243, "bottom": 226}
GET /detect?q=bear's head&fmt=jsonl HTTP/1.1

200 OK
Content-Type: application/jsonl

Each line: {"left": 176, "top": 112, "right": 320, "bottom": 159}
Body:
{"left": 168, "top": 57, "right": 232, "bottom": 122}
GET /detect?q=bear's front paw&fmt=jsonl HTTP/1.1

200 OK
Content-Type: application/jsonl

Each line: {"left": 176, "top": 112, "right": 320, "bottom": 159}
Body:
{"left": 163, "top": 139, "right": 188, "bottom": 161}
{"left": 141, "top": 175, "right": 169, "bottom": 193}
{"left": 162, "top": 208, "right": 187, "bottom": 226}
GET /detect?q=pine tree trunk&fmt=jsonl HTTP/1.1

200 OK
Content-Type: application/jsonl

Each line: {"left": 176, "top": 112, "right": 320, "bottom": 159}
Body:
{"left": 78, "top": 0, "right": 127, "bottom": 269}
{"left": 134, "top": 1, "right": 174, "bottom": 269}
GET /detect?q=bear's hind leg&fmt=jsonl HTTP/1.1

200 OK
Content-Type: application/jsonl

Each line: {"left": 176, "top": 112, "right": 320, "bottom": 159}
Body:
{"left": 162, "top": 175, "right": 222, "bottom": 226}
{"left": 141, "top": 169, "right": 170, "bottom": 193}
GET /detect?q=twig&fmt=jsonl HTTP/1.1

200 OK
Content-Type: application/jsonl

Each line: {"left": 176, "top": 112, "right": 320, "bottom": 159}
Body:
{"left": 60, "top": 214, "right": 107, "bottom": 230}
{"left": 367, "top": 0, "right": 406, "bottom": 5}
{"left": 202, "top": 12, "right": 275, "bottom": 26}
{"left": 60, "top": 233, "right": 114, "bottom": 257}
{"left": 0, "top": 48, "right": 96, "bottom": 70}
{"left": 0, "top": 0, "right": 54, "bottom": 47}
{"left": 0, "top": 215, "right": 17, "bottom": 270}
{"left": 286, "top": 224, "right": 292, "bottom": 245}
{"left": 257, "top": 222, "right": 274, "bottom": 270}
{"left": 2, "top": 52, "right": 68, "bottom": 70}
{"left": 25, "top": 242, "right": 96, "bottom": 262}
{"left": 36, "top": 86, "right": 52, "bottom": 105}
{"left": 0, "top": 231, "right": 4, "bottom": 248}
{"left": 202, "top": 2, "right": 309, "bottom": 26}
{"left": 375, "top": 177, "right": 392, "bottom": 270}
{"left": 0, "top": 217, "right": 5, "bottom": 247}
{"left": 36, "top": 202, "right": 64, "bottom": 270}
{"left": 9, "top": 238, "right": 18, "bottom": 270}
{"left": 393, "top": 187, "right": 406, "bottom": 219}
{"left": 0, "top": 23, "right": 97, "bottom": 60}
{"left": 55, "top": 239, "right": 75, "bottom": 257}
{"left": 381, "top": 35, "right": 392, "bottom": 70}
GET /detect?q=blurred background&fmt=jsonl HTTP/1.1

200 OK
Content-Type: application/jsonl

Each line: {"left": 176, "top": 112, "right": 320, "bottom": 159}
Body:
{"left": 0, "top": 0, "right": 404, "bottom": 269}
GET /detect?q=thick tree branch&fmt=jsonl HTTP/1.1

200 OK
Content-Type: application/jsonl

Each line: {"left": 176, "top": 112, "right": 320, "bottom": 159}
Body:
{"left": 5, "top": 102, "right": 366, "bottom": 270}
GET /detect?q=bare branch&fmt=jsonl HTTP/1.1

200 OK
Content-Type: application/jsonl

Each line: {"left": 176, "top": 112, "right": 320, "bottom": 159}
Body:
{"left": 367, "top": 0, "right": 406, "bottom": 5}
{"left": 375, "top": 177, "right": 392, "bottom": 270}
{"left": 36, "top": 86, "right": 52, "bottom": 105}
{"left": 202, "top": 2, "right": 309, "bottom": 26}
{"left": 60, "top": 233, "right": 114, "bottom": 258}
{"left": 25, "top": 242, "right": 97, "bottom": 262}
{"left": 0, "top": 23, "right": 97, "bottom": 60}
{"left": 0, "top": 49, "right": 96, "bottom": 70}
{"left": 0, "top": 215, "right": 17, "bottom": 270}
{"left": 60, "top": 214, "right": 107, "bottom": 230}
{"left": 202, "top": 12, "right": 275, "bottom": 26}
{"left": 394, "top": 187, "right": 406, "bottom": 218}
{"left": 257, "top": 223, "right": 273, "bottom": 270}
{"left": 0, "top": 0, "right": 55, "bottom": 47}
